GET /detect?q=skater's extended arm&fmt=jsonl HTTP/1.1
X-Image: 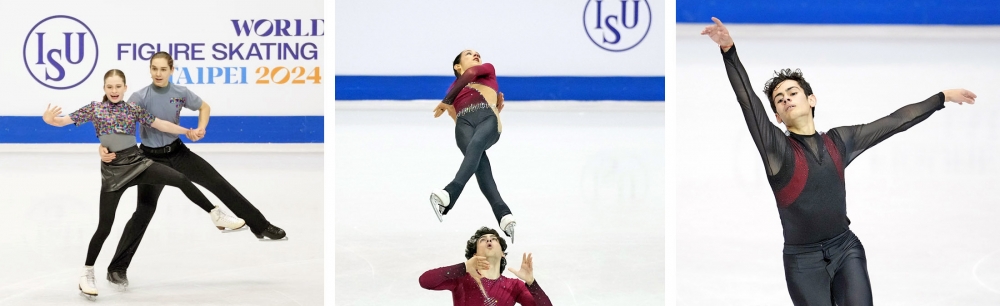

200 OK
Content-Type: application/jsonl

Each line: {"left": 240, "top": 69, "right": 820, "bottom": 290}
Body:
{"left": 704, "top": 17, "right": 788, "bottom": 176}
{"left": 150, "top": 118, "right": 191, "bottom": 135}
{"left": 42, "top": 104, "right": 75, "bottom": 127}
{"left": 442, "top": 63, "right": 495, "bottom": 105}
{"left": 721, "top": 45, "right": 789, "bottom": 176}
{"left": 831, "top": 89, "right": 975, "bottom": 165}
{"left": 508, "top": 252, "right": 551, "bottom": 305}
{"left": 418, "top": 263, "right": 466, "bottom": 291}
{"left": 513, "top": 280, "right": 552, "bottom": 306}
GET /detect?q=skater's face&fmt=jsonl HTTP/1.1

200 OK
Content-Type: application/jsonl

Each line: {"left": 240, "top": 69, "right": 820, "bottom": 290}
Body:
{"left": 149, "top": 57, "right": 173, "bottom": 87}
{"left": 104, "top": 75, "right": 127, "bottom": 103}
{"left": 771, "top": 80, "right": 816, "bottom": 125}
{"left": 476, "top": 234, "right": 503, "bottom": 258}
{"left": 453, "top": 49, "right": 482, "bottom": 76}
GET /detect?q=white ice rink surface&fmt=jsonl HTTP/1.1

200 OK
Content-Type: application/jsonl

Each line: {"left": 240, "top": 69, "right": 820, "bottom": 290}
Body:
{"left": 0, "top": 144, "right": 324, "bottom": 305}
{"left": 335, "top": 102, "right": 666, "bottom": 305}
{"left": 677, "top": 24, "right": 1000, "bottom": 305}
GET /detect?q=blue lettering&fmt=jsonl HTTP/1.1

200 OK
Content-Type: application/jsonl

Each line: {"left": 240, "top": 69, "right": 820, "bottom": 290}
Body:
{"left": 212, "top": 43, "right": 227, "bottom": 60}
{"left": 191, "top": 43, "right": 205, "bottom": 60}
{"left": 230, "top": 19, "right": 323, "bottom": 37}
{"left": 225, "top": 67, "right": 247, "bottom": 84}
{"left": 63, "top": 33, "right": 86, "bottom": 64}
{"left": 302, "top": 42, "right": 318, "bottom": 60}
{"left": 603, "top": 16, "right": 621, "bottom": 44}
{"left": 138, "top": 43, "right": 156, "bottom": 60}
{"left": 117, "top": 43, "right": 130, "bottom": 60}
{"left": 276, "top": 19, "right": 291, "bottom": 36}
{"left": 175, "top": 43, "right": 190, "bottom": 60}
{"left": 231, "top": 20, "right": 252, "bottom": 36}
{"left": 312, "top": 19, "right": 324, "bottom": 36}
{"left": 228, "top": 43, "right": 245, "bottom": 60}
{"left": 254, "top": 20, "right": 274, "bottom": 36}
{"left": 45, "top": 49, "right": 65, "bottom": 81}
{"left": 247, "top": 43, "right": 262, "bottom": 60}
{"left": 207, "top": 67, "right": 224, "bottom": 84}
{"left": 35, "top": 32, "right": 46, "bottom": 64}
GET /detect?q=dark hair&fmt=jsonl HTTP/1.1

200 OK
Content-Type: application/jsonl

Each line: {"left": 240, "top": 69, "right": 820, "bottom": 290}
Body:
{"left": 464, "top": 227, "right": 508, "bottom": 273}
{"left": 452, "top": 51, "right": 463, "bottom": 78}
{"left": 763, "top": 68, "right": 815, "bottom": 117}
{"left": 102, "top": 69, "right": 127, "bottom": 102}
{"left": 151, "top": 51, "right": 174, "bottom": 69}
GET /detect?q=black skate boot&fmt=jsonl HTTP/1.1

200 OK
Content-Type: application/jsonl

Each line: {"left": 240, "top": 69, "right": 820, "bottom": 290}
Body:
{"left": 107, "top": 270, "right": 128, "bottom": 291}
{"left": 253, "top": 224, "right": 287, "bottom": 241}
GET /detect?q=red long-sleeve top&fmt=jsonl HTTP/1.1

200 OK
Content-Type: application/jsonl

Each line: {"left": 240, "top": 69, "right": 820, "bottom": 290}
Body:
{"left": 419, "top": 263, "right": 552, "bottom": 306}
{"left": 442, "top": 63, "right": 499, "bottom": 114}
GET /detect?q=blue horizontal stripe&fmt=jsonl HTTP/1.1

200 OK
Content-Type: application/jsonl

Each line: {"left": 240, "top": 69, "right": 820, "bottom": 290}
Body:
{"left": 335, "top": 76, "right": 665, "bottom": 101}
{"left": 677, "top": 0, "right": 1000, "bottom": 25}
{"left": 0, "top": 116, "right": 323, "bottom": 143}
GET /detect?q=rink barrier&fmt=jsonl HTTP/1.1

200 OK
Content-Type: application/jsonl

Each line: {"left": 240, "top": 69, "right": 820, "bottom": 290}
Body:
{"left": 334, "top": 76, "right": 666, "bottom": 101}
{"left": 0, "top": 116, "right": 323, "bottom": 143}
{"left": 677, "top": 0, "right": 1000, "bottom": 25}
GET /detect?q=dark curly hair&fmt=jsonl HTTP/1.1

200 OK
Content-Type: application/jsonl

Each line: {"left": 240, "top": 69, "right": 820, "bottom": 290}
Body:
{"left": 464, "top": 227, "right": 508, "bottom": 273}
{"left": 763, "top": 68, "right": 815, "bottom": 118}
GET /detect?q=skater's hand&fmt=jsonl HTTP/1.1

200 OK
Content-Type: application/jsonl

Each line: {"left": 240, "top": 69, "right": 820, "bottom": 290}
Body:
{"left": 186, "top": 128, "right": 206, "bottom": 141}
{"left": 99, "top": 145, "right": 115, "bottom": 163}
{"left": 497, "top": 92, "right": 505, "bottom": 112}
{"left": 507, "top": 252, "right": 534, "bottom": 286}
{"left": 42, "top": 104, "right": 62, "bottom": 124}
{"left": 943, "top": 89, "right": 977, "bottom": 105}
{"left": 700, "top": 17, "right": 734, "bottom": 51}
{"left": 433, "top": 102, "right": 449, "bottom": 118}
{"left": 465, "top": 255, "right": 490, "bottom": 280}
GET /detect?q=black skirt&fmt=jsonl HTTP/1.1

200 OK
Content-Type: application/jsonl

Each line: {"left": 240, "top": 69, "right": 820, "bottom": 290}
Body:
{"left": 100, "top": 146, "right": 154, "bottom": 192}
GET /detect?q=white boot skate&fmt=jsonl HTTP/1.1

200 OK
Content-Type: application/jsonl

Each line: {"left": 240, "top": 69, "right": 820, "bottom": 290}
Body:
{"left": 210, "top": 206, "right": 246, "bottom": 232}
{"left": 500, "top": 214, "right": 516, "bottom": 244}
{"left": 79, "top": 266, "right": 97, "bottom": 300}
{"left": 429, "top": 190, "right": 451, "bottom": 222}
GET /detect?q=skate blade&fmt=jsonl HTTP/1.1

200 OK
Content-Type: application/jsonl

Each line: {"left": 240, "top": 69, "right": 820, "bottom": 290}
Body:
{"left": 257, "top": 236, "right": 289, "bottom": 242}
{"left": 79, "top": 286, "right": 97, "bottom": 300}
{"left": 429, "top": 195, "right": 444, "bottom": 222}
{"left": 218, "top": 225, "right": 249, "bottom": 233}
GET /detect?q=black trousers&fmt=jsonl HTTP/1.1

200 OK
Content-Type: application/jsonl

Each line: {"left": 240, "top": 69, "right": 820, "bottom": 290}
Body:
{"left": 86, "top": 161, "right": 215, "bottom": 266}
{"left": 441, "top": 106, "right": 513, "bottom": 226}
{"left": 106, "top": 140, "right": 271, "bottom": 272}
{"left": 783, "top": 229, "right": 873, "bottom": 306}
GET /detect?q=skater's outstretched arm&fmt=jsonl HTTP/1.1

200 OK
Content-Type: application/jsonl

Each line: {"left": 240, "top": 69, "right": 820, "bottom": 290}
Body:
{"left": 126, "top": 103, "right": 192, "bottom": 135}
{"left": 418, "top": 263, "right": 468, "bottom": 291}
{"left": 830, "top": 89, "right": 975, "bottom": 166}
{"left": 509, "top": 253, "right": 552, "bottom": 306}
{"left": 42, "top": 104, "right": 76, "bottom": 127}
{"left": 703, "top": 17, "right": 789, "bottom": 176}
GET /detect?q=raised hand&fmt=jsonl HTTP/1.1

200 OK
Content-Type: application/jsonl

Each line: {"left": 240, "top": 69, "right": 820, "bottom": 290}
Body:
{"left": 942, "top": 89, "right": 977, "bottom": 105}
{"left": 43, "top": 104, "right": 62, "bottom": 124}
{"left": 700, "top": 17, "right": 734, "bottom": 49}
{"left": 506, "top": 252, "right": 534, "bottom": 286}
{"left": 466, "top": 255, "right": 490, "bottom": 280}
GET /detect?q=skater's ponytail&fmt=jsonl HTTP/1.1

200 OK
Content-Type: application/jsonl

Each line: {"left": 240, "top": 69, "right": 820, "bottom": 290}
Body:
{"left": 465, "top": 227, "right": 508, "bottom": 273}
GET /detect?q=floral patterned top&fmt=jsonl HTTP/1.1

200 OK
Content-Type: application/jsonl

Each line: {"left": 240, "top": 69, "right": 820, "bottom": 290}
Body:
{"left": 69, "top": 101, "right": 157, "bottom": 137}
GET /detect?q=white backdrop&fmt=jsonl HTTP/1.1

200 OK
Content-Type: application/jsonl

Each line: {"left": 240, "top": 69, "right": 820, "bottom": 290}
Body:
{"left": 3, "top": 0, "right": 324, "bottom": 116}
{"left": 676, "top": 23, "right": 1000, "bottom": 305}
{"left": 335, "top": 0, "right": 664, "bottom": 76}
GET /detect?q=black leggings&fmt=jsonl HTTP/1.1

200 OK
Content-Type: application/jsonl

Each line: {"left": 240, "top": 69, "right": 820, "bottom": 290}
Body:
{"left": 442, "top": 107, "right": 512, "bottom": 225}
{"left": 107, "top": 140, "right": 270, "bottom": 272}
{"left": 85, "top": 162, "right": 214, "bottom": 266}
{"left": 783, "top": 230, "right": 873, "bottom": 306}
